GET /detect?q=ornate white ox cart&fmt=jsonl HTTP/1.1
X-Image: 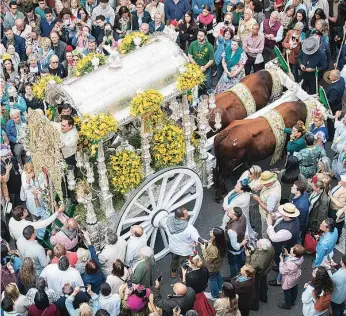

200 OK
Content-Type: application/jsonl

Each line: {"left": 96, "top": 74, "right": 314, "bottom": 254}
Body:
{"left": 41, "top": 35, "right": 340, "bottom": 258}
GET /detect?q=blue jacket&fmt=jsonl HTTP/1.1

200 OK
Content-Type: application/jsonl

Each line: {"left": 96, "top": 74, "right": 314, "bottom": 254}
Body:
{"left": 298, "top": 47, "right": 328, "bottom": 72}
{"left": 2, "top": 34, "right": 26, "bottom": 61}
{"left": 164, "top": 0, "right": 190, "bottom": 22}
{"left": 191, "top": 0, "right": 214, "bottom": 17}
{"left": 337, "top": 44, "right": 346, "bottom": 70}
{"left": 149, "top": 21, "right": 165, "bottom": 33}
{"left": 5, "top": 97, "right": 27, "bottom": 122}
{"left": 81, "top": 245, "right": 105, "bottom": 294}
{"left": 326, "top": 77, "right": 345, "bottom": 112}
{"left": 313, "top": 229, "right": 338, "bottom": 267}
{"left": 40, "top": 18, "right": 57, "bottom": 37}
{"left": 5, "top": 119, "right": 17, "bottom": 144}
{"left": 214, "top": 37, "right": 232, "bottom": 65}
{"left": 291, "top": 192, "right": 310, "bottom": 231}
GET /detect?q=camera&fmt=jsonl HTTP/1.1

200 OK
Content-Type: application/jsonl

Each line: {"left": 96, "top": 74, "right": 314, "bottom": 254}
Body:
{"left": 224, "top": 20, "right": 230, "bottom": 25}
{"left": 9, "top": 96, "right": 14, "bottom": 102}
{"left": 182, "top": 261, "right": 189, "bottom": 270}
{"left": 281, "top": 246, "right": 287, "bottom": 256}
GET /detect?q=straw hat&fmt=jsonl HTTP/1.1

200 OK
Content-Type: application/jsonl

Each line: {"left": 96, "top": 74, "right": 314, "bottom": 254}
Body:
{"left": 323, "top": 70, "right": 333, "bottom": 84}
{"left": 302, "top": 37, "right": 319, "bottom": 55}
{"left": 259, "top": 171, "right": 277, "bottom": 184}
{"left": 278, "top": 203, "right": 300, "bottom": 218}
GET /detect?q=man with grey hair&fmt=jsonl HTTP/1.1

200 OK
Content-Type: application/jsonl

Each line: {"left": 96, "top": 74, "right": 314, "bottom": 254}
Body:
{"left": 98, "top": 232, "right": 127, "bottom": 276}
{"left": 48, "top": 54, "right": 67, "bottom": 78}
{"left": 132, "top": 246, "right": 155, "bottom": 287}
{"left": 245, "top": 238, "right": 274, "bottom": 310}
{"left": 5, "top": 108, "right": 27, "bottom": 170}
{"left": 12, "top": 18, "right": 32, "bottom": 42}
{"left": 260, "top": 11, "right": 284, "bottom": 63}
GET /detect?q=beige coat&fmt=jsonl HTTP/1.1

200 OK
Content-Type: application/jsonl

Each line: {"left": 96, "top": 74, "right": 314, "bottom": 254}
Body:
{"left": 201, "top": 242, "right": 223, "bottom": 273}
{"left": 214, "top": 297, "right": 241, "bottom": 316}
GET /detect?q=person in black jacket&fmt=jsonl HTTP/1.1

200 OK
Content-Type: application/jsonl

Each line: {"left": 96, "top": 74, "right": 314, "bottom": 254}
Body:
{"left": 47, "top": 55, "right": 67, "bottom": 79}
{"left": 152, "top": 281, "right": 195, "bottom": 316}
{"left": 131, "top": 1, "right": 152, "bottom": 31}
{"left": 177, "top": 10, "right": 198, "bottom": 51}
{"left": 24, "top": 84, "right": 44, "bottom": 112}
{"left": 298, "top": 37, "right": 328, "bottom": 94}
{"left": 55, "top": 283, "right": 89, "bottom": 316}
{"left": 50, "top": 31, "right": 67, "bottom": 66}
{"left": 326, "top": 70, "right": 345, "bottom": 113}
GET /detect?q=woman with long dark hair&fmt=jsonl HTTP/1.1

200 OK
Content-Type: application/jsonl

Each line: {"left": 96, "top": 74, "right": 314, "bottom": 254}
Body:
{"left": 214, "top": 282, "right": 241, "bottom": 316}
{"left": 309, "top": 8, "right": 326, "bottom": 30}
{"left": 177, "top": 10, "right": 198, "bottom": 51}
{"left": 287, "top": 9, "right": 308, "bottom": 34}
{"left": 201, "top": 227, "right": 227, "bottom": 299}
{"left": 278, "top": 155, "right": 306, "bottom": 203}
{"left": 302, "top": 266, "right": 334, "bottom": 315}
{"left": 114, "top": 6, "right": 132, "bottom": 39}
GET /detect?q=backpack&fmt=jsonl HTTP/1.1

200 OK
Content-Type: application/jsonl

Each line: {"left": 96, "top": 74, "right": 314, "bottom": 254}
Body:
{"left": 314, "top": 292, "right": 331, "bottom": 312}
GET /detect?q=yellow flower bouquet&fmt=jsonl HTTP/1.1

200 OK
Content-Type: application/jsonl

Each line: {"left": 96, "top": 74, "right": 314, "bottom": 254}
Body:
{"left": 117, "top": 32, "right": 149, "bottom": 55}
{"left": 130, "top": 89, "right": 164, "bottom": 117}
{"left": 177, "top": 63, "right": 205, "bottom": 92}
{"left": 109, "top": 150, "right": 144, "bottom": 193}
{"left": 75, "top": 53, "right": 107, "bottom": 77}
{"left": 152, "top": 123, "right": 186, "bottom": 168}
{"left": 78, "top": 113, "right": 118, "bottom": 156}
{"left": 32, "top": 75, "right": 63, "bottom": 100}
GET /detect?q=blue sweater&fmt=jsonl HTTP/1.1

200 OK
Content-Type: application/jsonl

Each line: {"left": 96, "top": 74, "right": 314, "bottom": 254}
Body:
{"left": 82, "top": 245, "right": 105, "bottom": 294}
{"left": 291, "top": 192, "right": 310, "bottom": 231}
{"left": 2, "top": 34, "right": 26, "bottom": 61}
{"left": 313, "top": 229, "right": 338, "bottom": 268}
{"left": 191, "top": 0, "right": 214, "bottom": 17}
{"left": 40, "top": 18, "right": 57, "bottom": 37}
{"left": 164, "top": 0, "right": 190, "bottom": 22}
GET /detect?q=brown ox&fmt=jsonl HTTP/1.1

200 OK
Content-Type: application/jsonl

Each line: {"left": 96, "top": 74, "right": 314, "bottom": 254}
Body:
{"left": 214, "top": 101, "right": 307, "bottom": 201}
{"left": 209, "top": 70, "right": 277, "bottom": 134}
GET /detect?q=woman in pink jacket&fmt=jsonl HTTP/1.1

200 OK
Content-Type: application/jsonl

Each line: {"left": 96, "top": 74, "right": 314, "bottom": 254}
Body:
{"left": 278, "top": 244, "right": 305, "bottom": 310}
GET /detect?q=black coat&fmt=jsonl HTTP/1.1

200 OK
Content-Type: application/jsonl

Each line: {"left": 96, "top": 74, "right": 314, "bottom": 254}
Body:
{"left": 232, "top": 277, "right": 256, "bottom": 311}
{"left": 131, "top": 11, "right": 152, "bottom": 31}
{"left": 52, "top": 40, "right": 67, "bottom": 63}
{"left": 152, "top": 286, "right": 196, "bottom": 315}
{"left": 48, "top": 64, "right": 67, "bottom": 79}
{"left": 326, "top": 77, "right": 345, "bottom": 112}
{"left": 298, "top": 47, "right": 328, "bottom": 71}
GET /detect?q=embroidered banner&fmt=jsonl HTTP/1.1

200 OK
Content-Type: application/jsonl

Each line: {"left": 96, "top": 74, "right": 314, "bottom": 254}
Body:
{"left": 261, "top": 109, "right": 286, "bottom": 165}
{"left": 267, "top": 68, "right": 283, "bottom": 100}
{"left": 229, "top": 83, "right": 256, "bottom": 116}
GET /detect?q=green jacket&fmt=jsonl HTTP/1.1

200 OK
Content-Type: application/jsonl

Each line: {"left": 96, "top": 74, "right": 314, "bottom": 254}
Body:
{"left": 132, "top": 255, "right": 155, "bottom": 288}
{"left": 246, "top": 247, "right": 275, "bottom": 276}
{"left": 284, "top": 128, "right": 306, "bottom": 154}
{"left": 201, "top": 242, "right": 223, "bottom": 273}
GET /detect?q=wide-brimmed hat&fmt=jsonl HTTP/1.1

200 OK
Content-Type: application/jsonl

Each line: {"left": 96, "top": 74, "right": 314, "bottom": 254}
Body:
{"left": 302, "top": 37, "right": 319, "bottom": 55}
{"left": 323, "top": 70, "right": 333, "bottom": 84}
{"left": 278, "top": 203, "right": 300, "bottom": 217}
{"left": 259, "top": 171, "right": 277, "bottom": 184}
{"left": 335, "top": 208, "right": 345, "bottom": 223}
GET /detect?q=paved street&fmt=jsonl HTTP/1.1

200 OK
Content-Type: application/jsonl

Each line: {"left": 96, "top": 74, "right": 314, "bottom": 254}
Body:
{"left": 154, "top": 151, "right": 343, "bottom": 316}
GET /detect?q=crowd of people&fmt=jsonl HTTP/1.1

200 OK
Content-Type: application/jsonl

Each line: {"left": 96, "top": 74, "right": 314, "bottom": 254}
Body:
{"left": 1, "top": 0, "right": 346, "bottom": 314}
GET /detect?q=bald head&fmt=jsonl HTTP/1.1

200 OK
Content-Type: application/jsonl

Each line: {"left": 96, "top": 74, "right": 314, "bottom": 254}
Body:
{"left": 15, "top": 18, "right": 24, "bottom": 30}
{"left": 173, "top": 283, "right": 187, "bottom": 295}
{"left": 67, "top": 218, "right": 78, "bottom": 230}
{"left": 131, "top": 225, "right": 143, "bottom": 237}
{"left": 330, "top": 69, "right": 341, "bottom": 82}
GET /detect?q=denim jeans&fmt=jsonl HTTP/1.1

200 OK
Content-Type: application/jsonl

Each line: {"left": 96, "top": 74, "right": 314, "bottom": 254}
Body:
{"left": 227, "top": 249, "right": 246, "bottom": 277}
{"left": 209, "top": 271, "right": 223, "bottom": 298}
{"left": 331, "top": 301, "right": 345, "bottom": 316}
{"left": 283, "top": 284, "right": 298, "bottom": 308}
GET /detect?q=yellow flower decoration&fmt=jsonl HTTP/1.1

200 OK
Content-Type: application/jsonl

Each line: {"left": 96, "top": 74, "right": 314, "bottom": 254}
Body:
{"left": 130, "top": 89, "right": 164, "bottom": 117}
{"left": 32, "top": 75, "right": 63, "bottom": 100}
{"left": 177, "top": 63, "right": 205, "bottom": 92}
{"left": 109, "top": 150, "right": 144, "bottom": 193}
{"left": 152, "top": 123, "right": 186, "bottom": 168}
{"left": 78, "top": 113, "right": 118, "bottom": 157}
{"left": 75, "top": 53, "right": 107, "bottom": 77}
{"left": 117, "top": 32, "right": 149, "bottom": 55}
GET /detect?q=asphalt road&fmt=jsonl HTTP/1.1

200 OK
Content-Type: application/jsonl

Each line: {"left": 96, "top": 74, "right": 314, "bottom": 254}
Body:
{"left": 153, "top": 149, "right": 343, "bottom": 316}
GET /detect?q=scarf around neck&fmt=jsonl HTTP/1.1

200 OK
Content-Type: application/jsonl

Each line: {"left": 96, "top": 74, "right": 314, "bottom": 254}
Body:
{"left": 198, "top": 13, "right": 214, "bottom": 25}
{"left": 225, "top": 46, "right": 243, "bottom": 70}
{"left": 167, "top": 217, "right": 188, "bottom": 234}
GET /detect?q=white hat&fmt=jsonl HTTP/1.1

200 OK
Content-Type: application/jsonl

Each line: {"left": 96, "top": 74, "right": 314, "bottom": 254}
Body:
{"left": 278, "top": 203, "right": 300, "bottom": 218}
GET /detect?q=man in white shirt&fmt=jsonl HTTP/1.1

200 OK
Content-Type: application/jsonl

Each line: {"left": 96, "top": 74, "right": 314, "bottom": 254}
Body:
{"left": 124, "top": 225, "right": 147, "bottom": 268}
{"left": 12, "top": 18, "right": 32, "bottom": 43}
{"left": 98, "top": 233, "right": 127, "bottom": 276}
{"left": 165, "top": 207, "right": 200, "bottom": 278}
{"left": 40, "top": 255, "right": 84, "bottom": 295}
{"left": 54, "top": 115, "right": 79, "bottom": 166}
{"left": 9, "top": 203, "right": 64, "bottom": 241}
{"left": 17, "top": 225, "right": 51, "bottom": 276}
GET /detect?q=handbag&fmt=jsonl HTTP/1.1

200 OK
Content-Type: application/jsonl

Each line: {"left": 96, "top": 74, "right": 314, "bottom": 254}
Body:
{"left": 254, "top": 53, "right": 264, "bottom": 64}
{"left": 314, "top": 292, "right": 331, "bottom": 311}
{"left": 303, "top": 232, "right": 318, "bottom": 253}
